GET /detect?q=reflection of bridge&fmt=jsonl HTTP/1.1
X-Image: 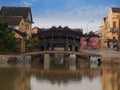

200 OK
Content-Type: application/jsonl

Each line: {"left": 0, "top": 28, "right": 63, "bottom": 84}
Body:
{"left": 0, "top": 64, "right": 100, "bottom": 90}
{"left": 27, "top": 68, "right": 100, "bottom": 84}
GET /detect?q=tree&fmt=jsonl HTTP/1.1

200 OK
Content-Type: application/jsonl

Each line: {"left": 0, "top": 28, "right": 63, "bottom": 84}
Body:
{"left": 25, "top": 38, "right": 40, "bottom": 49}
{"left": 0, "top": 22, "right": 17, "bottom": 53}
{"left": 88, "top": 31, "right": 94, "bottom": 36}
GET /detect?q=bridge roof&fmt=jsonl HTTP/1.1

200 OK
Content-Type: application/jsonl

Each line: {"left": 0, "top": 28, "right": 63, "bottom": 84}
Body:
{"left": 33, "top": 26, "right": 83, "bottom": 37}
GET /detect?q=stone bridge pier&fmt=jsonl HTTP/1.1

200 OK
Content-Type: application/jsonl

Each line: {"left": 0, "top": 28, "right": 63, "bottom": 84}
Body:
{"left": 43, "top": 54, "right": 77, "bottom": 70}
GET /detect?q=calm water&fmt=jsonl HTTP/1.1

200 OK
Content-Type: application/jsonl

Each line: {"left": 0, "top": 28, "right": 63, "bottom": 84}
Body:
{"left": 0, "top": 54, "right": 120, "bottom": 90}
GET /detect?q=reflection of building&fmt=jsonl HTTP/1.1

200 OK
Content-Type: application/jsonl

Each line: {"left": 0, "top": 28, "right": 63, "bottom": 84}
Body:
{"left": 101, "top": 7, "right": 120, "bottom": 48}
{"left": 14, "top": 69, "right": 31, "bottom": 90}
{"left": 101, "top": 65, "right": 120, "bottom": 90}
{"left": 0, "top": 68, "right": 30, "bottom": 90}
{"left": 31, "top": 54, "right": 100, "bottom": 79}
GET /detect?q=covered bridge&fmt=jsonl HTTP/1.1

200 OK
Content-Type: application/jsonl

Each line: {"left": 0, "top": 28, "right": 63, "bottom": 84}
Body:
{"left": 33, "top": 26, "right": 83, "bottom": 52}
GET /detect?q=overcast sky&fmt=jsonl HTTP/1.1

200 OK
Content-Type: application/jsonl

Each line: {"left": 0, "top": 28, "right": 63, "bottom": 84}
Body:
{"left": 0, "top": 0, "right": 120, "bottom": 33}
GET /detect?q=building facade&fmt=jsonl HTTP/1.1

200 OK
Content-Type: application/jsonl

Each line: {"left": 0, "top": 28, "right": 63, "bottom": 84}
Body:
{"left": 0, "top": 6, "right": 33, "bottom": 39}
{"left": 80, "top": 35, "right": 100, "bottom": 49}
{"left": 0, "top": 16, "right": 26, "bottom": 52}
{"left": 33, "top": 26, "right": 83, "bottom": 52}
{"left": 101, "top": 7, "right": 120, "bottom": 48}
{"left": 0, "top": 6, "right": 33, "bottom": 52}
{"left": 31, "top": 27, "right": 41, "bottom": 34}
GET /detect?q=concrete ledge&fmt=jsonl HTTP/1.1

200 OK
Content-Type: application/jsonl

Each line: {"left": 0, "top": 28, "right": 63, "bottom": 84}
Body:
{"left": 81, "top": 48, "right": 120, "bottom": 64}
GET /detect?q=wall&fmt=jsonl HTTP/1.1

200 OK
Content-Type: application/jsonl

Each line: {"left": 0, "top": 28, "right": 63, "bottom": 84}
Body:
{"left": 25, "top": 21, "right": 32, "bottom": 39}
{"left": 80, "top": 37, "right": 87, "bottom": 49}
{"left": 88, "top": 37, "right": 100, "bottom": 49}
{"left": 101, "top": 8, "right": 120, "bottom": 48}
{"left": 31, "top": 27, "right": 38, "bottom": 34}
{"left": 80, "top": 37, "right": 100, "bottom": 49}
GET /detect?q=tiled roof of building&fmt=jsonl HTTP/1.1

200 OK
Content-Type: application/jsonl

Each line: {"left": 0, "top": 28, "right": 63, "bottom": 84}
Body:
{"left": 32, "top": 27, "right": 41, "bottom": 30}
{"left": 13, "top": 29, "right": 27, "bottom": 37}
{"left": 0, "top": 6, "right": 33, "bottom": 23}
{"left": 111, "top": 7, "right": 120, "bottom": 13}
{"left": 0, "top": 16, "right": 22, "bottom": 26}
{"left": 94, "top": 30, "right": 101, "bottom": 36}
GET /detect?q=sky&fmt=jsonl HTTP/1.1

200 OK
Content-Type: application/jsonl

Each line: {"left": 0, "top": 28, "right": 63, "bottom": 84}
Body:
{"left": 0, "top": 0, "right": 120, "bottom": 33}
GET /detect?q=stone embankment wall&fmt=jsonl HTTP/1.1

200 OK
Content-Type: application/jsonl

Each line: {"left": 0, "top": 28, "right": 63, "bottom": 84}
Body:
{"left": 81, "top": 48, "right": 120, "bottom": 64}
{"left": 0, "top": 55, "right": 14, "bottom": 62}
{"left": 1, "top": 48, "right": 120, "bottom": 64}
{"left": 101, "top": 52, "right": 120, "bottom": 64}
{"left": 0, "top": 55, "right": 31, "bottom": 62}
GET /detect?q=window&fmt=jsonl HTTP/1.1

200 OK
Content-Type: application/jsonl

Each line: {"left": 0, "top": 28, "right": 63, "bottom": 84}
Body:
{"left": 25, "top": 24, "right": 29, "bottom": 30}
{"left": 113, "top": 21, "right": 116, "bottom": 28}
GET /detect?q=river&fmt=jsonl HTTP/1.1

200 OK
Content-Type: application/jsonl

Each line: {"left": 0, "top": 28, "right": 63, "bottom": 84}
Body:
{"left": 0, "top": 54, "right": 119, "bottom": 90}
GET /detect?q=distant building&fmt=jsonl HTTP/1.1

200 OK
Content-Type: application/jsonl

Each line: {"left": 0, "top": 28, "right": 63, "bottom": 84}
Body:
{"left": 0, "top": 6, "right": 33, "bottom": 52}
{"left": 101, "top": 7, "right": 120, "bottom": 48}
{"left": 80, "top": 36, "right": 88, "bottom": 49}
{"left": 0, "top": 16, "right": 26, "bottom": 52}
{"left": 87, "top": 36, "right": 100, "bottom": 49}
{"left": 0, "top": 6, "right": 33, "bottom": 39}
{"left": 31, "top": 27, "right": 41, "bottom": 34}
{"left": 80, "top": 33, "right": 100, "bottom": 49}
{"left": 33, "top": 26, "right": 83, "bottom": 51}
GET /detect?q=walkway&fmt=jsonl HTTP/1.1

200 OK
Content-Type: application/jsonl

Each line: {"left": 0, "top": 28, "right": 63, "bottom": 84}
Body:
{"left": 1, "top": 48, "right": 119, "bottom": 63}
{"left": 0, "top": 50, "right": 99, "bottom": 62}
{"left": 81, "top": 48, "right": 120, "bottom": 64}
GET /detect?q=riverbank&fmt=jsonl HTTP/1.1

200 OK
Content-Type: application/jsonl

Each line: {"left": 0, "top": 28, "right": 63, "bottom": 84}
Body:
{"left": 0, "top": 48, "right": 120, "bottom": 64}
{"left": 81, "top": 48, "right": 120, "bottom": 64}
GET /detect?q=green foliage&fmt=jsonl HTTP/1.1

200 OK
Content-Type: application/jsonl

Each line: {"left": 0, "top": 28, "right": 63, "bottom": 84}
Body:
{"left": 0, "top": 22, "right": 18, "bottom": 53}
{"left": 25, "top": 38, "right": 40, "bottom": 49}
{"left": 25, "top": 38, "right": 40, "bottom": 45}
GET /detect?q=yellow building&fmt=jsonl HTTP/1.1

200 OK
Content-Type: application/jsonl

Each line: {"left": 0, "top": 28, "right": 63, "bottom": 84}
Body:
{"left": 0, "top": 16, "right": 26, "bottom": 52}
{"left": 101, "top": 7, "right": 120, "bottom": 48}
{"left": 0, "top": 6, "right": 33, "bottom": 39}
{"left": 31, "top": 27, "right": 41, "bottom": 34}
{"left": 101, "top": 17, "right": 109, "bottom": 48}
{"left": 0, "top": 6, "right": 33, "bottom": 52}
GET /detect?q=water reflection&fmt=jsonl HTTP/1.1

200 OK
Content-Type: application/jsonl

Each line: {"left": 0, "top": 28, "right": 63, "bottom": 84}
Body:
{"left": 0, "top": 67, "right": 30, "bottom": 90}
{"left": 101, "top": 64, "right": 120, "bottom": 90}
{"left": 0, "top": 54, "right": 119, "bottom": 90}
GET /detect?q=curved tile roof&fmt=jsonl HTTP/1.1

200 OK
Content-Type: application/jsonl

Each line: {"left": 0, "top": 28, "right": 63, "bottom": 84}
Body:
{"left": 0, "top": 6, "right": 33, "bottom": 23}
{"left": 0, "top": 16, "right": 22, "bottom": 26}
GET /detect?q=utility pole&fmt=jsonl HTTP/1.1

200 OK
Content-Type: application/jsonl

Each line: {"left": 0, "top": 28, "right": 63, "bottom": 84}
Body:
{"left": 86, "top": 21, "right": 94, "bottom": 34}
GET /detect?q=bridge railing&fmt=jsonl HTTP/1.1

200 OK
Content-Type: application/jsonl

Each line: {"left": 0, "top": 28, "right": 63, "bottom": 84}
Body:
{"left": 40, "top": 39, "right": 80, "bottom": 44}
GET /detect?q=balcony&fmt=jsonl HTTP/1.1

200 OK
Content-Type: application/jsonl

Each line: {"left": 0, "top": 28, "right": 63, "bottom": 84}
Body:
{"left": 110, "top": 27, "right": 119, "bottom": 33}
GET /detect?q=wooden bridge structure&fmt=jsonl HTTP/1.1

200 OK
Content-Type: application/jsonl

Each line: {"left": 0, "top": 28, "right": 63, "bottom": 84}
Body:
{"left": 17, "top": 50, "right": 93, "bottom": 55}
{"left": 0, "top": 50, "right": 101, "bottom": 62}
{"left": 15, "top": 50, "right": 101, "bottom": 58}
